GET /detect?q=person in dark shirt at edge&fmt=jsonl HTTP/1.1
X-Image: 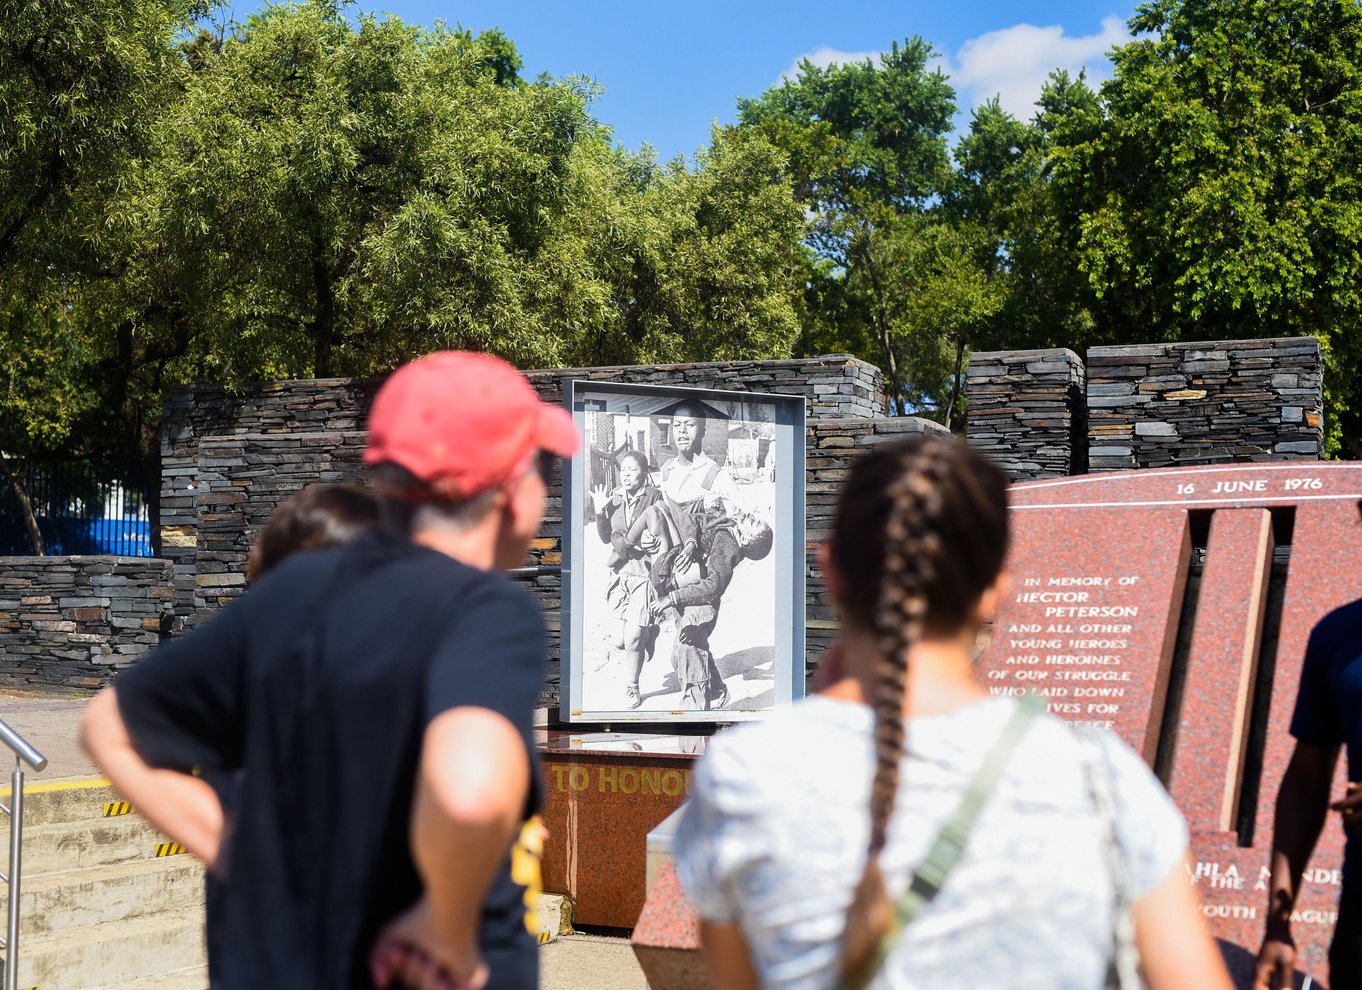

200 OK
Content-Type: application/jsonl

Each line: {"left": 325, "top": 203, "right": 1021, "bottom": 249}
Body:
{"left": 1254, "top": 501, "right": 1362, "bottom": 990}
{"left": 80, "top": 351, "right": 579, "bottom": 990}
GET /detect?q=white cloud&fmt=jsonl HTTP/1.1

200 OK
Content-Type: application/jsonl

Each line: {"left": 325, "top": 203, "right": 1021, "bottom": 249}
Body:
{"left": 944, "top": 15, "right": 1131, "bottom": 119}
{"left": 780, "top": 16, "right": 1133, "bottom": 121}
{"left": 781, "top": 45, "right": 881, "bottom": 83}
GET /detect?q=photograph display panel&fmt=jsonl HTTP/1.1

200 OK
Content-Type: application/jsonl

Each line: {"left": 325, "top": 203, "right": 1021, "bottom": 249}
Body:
{"left": 562, "top": 382, "right": 805, "bottom": 723}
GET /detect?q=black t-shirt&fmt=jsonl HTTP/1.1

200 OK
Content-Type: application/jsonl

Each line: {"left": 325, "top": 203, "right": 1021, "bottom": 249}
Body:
{"left": 115, "top": 529, "right": 545, "bottom": 989}
{"left": 1290, "top": 597, "right": 1362, "bottom": 888}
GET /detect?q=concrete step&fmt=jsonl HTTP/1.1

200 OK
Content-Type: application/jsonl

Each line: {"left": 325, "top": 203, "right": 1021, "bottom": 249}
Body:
{"left": 14, "top": 856, "right": 204, "bottom": 937}
{"left": 107, "top": 963, "right": 208, "bottom": 990}
{"left": 537, "top": 892, "right": 573, "bottom": 944}
{"left": 19, "top": 914, "right": 206, "bottom": 990}
{"left": 0, "top": 779, "right": 123, "bottom": 828}
{"left": 19, "top": 813, "right": 166, "bottom": 876}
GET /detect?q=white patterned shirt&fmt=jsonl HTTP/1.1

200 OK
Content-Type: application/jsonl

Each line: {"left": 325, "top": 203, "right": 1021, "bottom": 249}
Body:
{"left": 674, "top": 695, "right": 1187, "bottom": 990}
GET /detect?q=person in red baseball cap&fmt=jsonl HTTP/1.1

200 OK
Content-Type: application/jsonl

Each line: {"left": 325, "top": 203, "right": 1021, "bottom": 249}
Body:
{"left": 364, "top": 351, "right": 579, "bottom": 504}
{"left": 83, "top": 352, "right": 579, "bottom": 990}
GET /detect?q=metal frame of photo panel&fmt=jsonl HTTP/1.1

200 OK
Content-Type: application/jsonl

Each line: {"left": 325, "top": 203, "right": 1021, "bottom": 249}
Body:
{"left": 560, "top": 379, "right": 807, "bottom": 724}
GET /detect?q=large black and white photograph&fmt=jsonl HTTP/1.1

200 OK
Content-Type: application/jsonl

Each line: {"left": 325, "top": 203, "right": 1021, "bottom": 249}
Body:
{"left": 562, "top": 382, "right": 805, "bottom": 723}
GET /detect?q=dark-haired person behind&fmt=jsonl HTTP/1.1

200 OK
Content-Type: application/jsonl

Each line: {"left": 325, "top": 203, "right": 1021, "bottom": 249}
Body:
{"left": 672, "top": 434, "right": 1232, "bottom": 990}
{"left": 245, "top": 484, "right": 381, "bottom": 582}
{"left": 641, "top": 499, "right": 773, "bottom": 711}
{"left": 589, "top": 449, "right": 663, "bottom": 709}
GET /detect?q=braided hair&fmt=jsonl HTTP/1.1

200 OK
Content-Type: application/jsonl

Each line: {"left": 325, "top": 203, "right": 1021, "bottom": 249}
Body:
{"left": 831, "top": 435, "right": 1010, "bottom": 988}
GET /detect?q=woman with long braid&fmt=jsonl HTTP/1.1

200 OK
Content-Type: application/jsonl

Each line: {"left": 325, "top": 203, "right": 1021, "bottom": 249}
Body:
{"left": 673, "top": 435, "right": 1232, "bottom": 989}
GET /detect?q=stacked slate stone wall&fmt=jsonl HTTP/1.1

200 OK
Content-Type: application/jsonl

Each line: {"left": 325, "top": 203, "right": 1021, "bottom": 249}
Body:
{"left": 965, "top": 349, "right": 1086, "bottom": 481}
{"left": 524, "top": 357, "right": 885, "bottom": 420}
{"left": 161, "top": 355, "right": 883, "bottom": 626}
{"left": 961, "top": 336, "right": 1324, "bottom": 477}
{"left": 0, "top": 558, "right": 174, "bottom": 688}
{"left": 10, "top": 338, "right": 1325, "bottom": 695}
{"left": 186, "top": 432, "right": 369, "bottom": 614}
{"left": 1086, "top": 338, "right": 1324, "bottom": 470}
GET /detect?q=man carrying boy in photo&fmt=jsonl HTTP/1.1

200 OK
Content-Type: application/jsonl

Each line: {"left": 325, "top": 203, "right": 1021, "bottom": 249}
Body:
{"left": 641, "top": 497, "right": 774, "bottom": 710}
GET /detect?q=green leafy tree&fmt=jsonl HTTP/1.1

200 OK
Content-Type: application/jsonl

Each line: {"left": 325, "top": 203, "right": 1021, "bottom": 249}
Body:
{"left": 2, "top": 0, "right": 807, "bottom": 552}
{"left": 1047, "top": 0, "right": 1362, "bottom": 454}
{"left": 949, "top": 78, "right": 1102, "bottom": 355}
{"left": 0, "top": 0, "right": 203, "bottom": 547}
{"left": 736, "top": 40, "right": 957, "bottom": 410}
{"left": 591, "top": 128, "right": 805, "bottom": 366}
{"left": 132, "top": 3, "right": 804, "bottom": 376}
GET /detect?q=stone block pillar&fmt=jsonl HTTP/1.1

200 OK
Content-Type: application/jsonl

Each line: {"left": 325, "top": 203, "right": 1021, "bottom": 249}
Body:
{"left": 965, "top": 348, "right": 1086, "bottom": 481}
{"left": 1086, "top": 337, "right": 1323, "bottom": 471}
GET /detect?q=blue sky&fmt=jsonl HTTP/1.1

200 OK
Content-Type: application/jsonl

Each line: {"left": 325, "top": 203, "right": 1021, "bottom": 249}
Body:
{"left": 262, "top": 1, "right": 1140, "bottom": 160}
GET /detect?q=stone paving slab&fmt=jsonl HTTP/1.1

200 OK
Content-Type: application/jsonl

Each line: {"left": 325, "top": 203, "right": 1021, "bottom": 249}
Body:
{"left": 0, "top": 693, "right": 100, "bottom": 781}
{"left": 540, "top": 931, "right": 647, "bottom": 990}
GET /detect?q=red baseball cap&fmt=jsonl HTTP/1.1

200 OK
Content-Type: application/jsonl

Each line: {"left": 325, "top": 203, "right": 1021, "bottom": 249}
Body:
{"left": 363, "top": 351, "right": 579, "bottom": 499}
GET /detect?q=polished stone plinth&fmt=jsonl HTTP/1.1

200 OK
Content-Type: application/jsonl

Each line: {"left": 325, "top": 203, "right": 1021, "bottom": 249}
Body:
{"left": 538, "top": 730, "right": 709, "bottom": 928}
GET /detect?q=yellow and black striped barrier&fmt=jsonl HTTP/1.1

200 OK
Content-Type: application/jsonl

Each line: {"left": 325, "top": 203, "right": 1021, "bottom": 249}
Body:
{"left": 154, "top": 841, "right": 186, "bottom": 858}
{"left": 103, "top": 800, "right": 133, "bottom": 817}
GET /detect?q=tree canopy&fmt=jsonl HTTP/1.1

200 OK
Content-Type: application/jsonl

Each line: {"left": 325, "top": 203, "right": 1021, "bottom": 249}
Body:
{"left": 4, "top": 0, "right": 1360, "bottom": 511}
{"left": 1046, "top": 0, "right": 1362, "bottom": 453}
{"left": 736, "top": 40, "right": 965, "bottom": 414}
{"left": 1, "top": 0, "right": 806, "bottom": 498}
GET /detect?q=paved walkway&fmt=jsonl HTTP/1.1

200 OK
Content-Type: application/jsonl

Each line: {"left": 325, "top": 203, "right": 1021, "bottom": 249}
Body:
{"left": 0, "top": 693, "right": 101, "bottom": 781}
{"left": 541, "top": 931, "right": 648, "bottom": 990}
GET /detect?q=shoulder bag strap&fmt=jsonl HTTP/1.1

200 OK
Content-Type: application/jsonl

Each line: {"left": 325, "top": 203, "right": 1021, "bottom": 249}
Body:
{"left": 848, "top": 693, "right": 1046, "bottom": 989}
{"left": 1075, "top": 728, "right": 1141, "bottom": 990}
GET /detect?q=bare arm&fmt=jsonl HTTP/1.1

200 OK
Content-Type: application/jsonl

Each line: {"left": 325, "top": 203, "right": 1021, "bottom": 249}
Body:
{"left": 1135, "top": 860, "right": 1234, "bottom": 990}
{"left": 371, "top": 706, "right": 530, "bottom": 989}
{"left": 79, "top": 688, "right": 224, "bottom": 866}
{"left": 699, "top": 920, "right": 761, "bottom": 990}
{"left": 1253, "top": 740, "right": 1339, "bottom": 989}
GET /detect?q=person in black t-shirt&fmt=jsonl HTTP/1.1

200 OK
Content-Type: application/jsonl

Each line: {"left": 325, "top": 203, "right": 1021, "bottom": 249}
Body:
{"left": 206, "top": 482, "right": 381, "bottom": 987}
{"left": 80, "top": 352, "right": 579, "bottom": 990}
{"left": 1256, "top": 593, "right": 1362, "bottom": 990}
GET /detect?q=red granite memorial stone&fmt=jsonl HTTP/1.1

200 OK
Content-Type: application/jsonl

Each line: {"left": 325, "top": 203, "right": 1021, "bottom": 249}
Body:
{"left": 978, "top": 463, "right": 1362, "bottom": 988}
{"left": 982, "top": 507, "right": 1190, "bottom": 763}
{"left": 538, "top": 731, "right": 706, "bottom": 928}
{"left": 1167, "top": 508, "right": 1273, "bottom": 832}
{"left": 632, "top": 862, "right": 715, "bottom": 990}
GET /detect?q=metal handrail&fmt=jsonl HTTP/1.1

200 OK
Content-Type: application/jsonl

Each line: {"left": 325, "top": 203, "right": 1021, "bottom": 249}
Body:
{"left": 0, "top": 719, "right": 46, "bottom": 773}
{"left": 0, "top": 717, "right": 45, "bottom": 990}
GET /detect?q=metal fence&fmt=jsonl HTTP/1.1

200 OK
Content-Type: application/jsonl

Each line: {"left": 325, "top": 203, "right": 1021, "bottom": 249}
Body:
{"left": 0, "top": 460, "right": 153, "bottom": 557}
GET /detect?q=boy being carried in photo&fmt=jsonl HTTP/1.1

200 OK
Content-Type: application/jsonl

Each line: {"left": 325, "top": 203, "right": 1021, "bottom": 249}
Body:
{"left": 626, "top": 497, "right": 772, "bottom": 598}
{"left": 631, "top": 496, "right": 774, "bottom": 710}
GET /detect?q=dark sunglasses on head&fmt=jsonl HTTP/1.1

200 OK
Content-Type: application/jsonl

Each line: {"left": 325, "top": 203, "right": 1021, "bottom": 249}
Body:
{"left": 536, "top": 450, "right": 560, "bottom": 483}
